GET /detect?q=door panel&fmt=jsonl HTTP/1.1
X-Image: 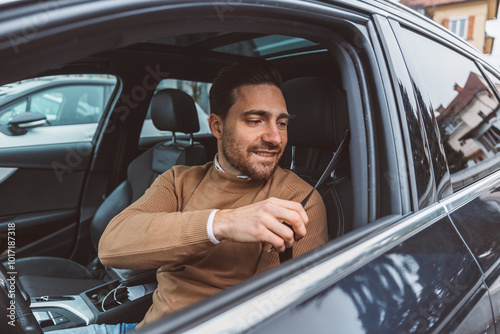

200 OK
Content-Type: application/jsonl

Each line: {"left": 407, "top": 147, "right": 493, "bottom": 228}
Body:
{"left": 447, "top": 182, "right": 500, "bottom": 275}
{"left": 0, "top": 75, "right": 117, "bottom": 261}
{"left": 446, "top": 180, "right": 500, "bottom": 333}
{"left": 439, "top": 283, "right": 495, "bottom": 334}
{"left": 0, "top": 142, "right": 92, "bottom": 260}
{"left": 247, "top": 216, "right": 494, "bottom": 333}
{"left": 485, "top": 266, "right": 500, "bottom": 333}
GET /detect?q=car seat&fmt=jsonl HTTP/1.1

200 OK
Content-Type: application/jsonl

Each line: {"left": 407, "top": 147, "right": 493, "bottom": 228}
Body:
{"left": 281, "top": 77, "right": 352, "bottom": 240}
{"left": 14, "top": 89, "right": 207, "bottom": 297}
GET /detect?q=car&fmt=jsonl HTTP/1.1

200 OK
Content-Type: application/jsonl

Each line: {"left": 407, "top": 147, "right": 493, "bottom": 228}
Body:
{"left": 0, "top": 0, "right": 498, "bottom": 333}
{"left": 0, "top": 75, "right": 117, "bottom": 148}
{"left": 0, "top": 76, "right": 210, "bottom": 148}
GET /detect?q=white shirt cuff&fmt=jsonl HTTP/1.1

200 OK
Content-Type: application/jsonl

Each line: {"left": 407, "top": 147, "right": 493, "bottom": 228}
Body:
{"left": 207, "top": 209, "right": 221, "bottom": 245}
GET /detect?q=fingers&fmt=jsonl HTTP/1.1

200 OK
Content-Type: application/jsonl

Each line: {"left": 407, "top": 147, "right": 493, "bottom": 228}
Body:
{"left": 267, "top": 197, "right": 309, "bottom": 225}
{"left": 212, "top": 197, "right": 309, "bottom": 251}
{"left": 261, "top": 198, "right": 308, "bottom": 240}
{"left": 262, "top": 230, "right": 287, "bottom": 253}
{"left": 265, "top": 217, "right": 295, "bottom": 248}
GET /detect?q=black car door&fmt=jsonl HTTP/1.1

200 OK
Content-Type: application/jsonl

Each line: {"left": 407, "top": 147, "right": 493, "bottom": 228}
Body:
{"left": 388, "top": 15, "right": 500, "bottom": 333}
{"left": 152, "top": 10, "right": 497, "bottom": 333}
{"left": 246, "top": 14, "right": 496, "bottom": 332}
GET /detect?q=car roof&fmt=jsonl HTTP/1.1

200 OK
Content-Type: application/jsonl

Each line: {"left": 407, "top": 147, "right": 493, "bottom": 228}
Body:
{"left": 0, "top": 0, "right": 492, "bottom": 86}
{"left": 43, "top": 30, "right": 337, "bottom": 87}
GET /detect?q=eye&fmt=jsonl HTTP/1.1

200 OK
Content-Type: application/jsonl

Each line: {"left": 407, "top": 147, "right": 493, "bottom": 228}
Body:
{"left": 246, "top": 119, "right": 261, "bottom": 125}
{"left": 277, "top": 121, "right": 288, "bottom": 129}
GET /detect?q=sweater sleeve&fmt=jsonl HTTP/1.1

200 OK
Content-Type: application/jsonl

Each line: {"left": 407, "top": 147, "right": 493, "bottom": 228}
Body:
{"left": 292, "top": 189, "right": 328, "bottom": 258}
{"left": 98, "top": 170, "right": 214, "bottom": 269}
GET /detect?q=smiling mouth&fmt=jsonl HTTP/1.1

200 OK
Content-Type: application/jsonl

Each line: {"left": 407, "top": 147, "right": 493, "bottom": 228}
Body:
{"left": 254, "top": 152, "right": 277, "bottom": 157}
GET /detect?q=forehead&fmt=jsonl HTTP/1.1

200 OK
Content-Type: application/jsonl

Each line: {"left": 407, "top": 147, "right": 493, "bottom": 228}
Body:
{"left": 228, "top": 85, "right": 288, "bottom": 118}
{"left": 229, "top": 84, "right": 288, "bottom": 117}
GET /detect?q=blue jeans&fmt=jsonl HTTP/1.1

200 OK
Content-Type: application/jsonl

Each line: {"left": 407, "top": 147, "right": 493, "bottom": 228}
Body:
{"left": 50, "top": 323, "right": 138, "bottom": 334}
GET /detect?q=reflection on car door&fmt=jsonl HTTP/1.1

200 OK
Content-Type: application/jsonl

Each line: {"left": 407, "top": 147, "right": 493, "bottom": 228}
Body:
{"left": 393, "top": 21, "right": 500, "bottom": 331}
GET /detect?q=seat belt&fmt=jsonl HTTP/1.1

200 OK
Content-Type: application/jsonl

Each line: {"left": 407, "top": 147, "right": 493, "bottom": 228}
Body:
{"left": 279, "top": 129, "right": 350, "bottom": 263}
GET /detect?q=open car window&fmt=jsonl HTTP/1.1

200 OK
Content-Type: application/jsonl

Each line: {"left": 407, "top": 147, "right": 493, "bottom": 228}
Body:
{"left": 0, "top": 74, "right": 117, "bottom": 148}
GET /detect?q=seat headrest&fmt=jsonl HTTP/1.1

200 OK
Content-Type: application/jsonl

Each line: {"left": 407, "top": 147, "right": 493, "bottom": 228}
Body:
{"left": 150, "top": 89, "right": 200, "bottom": 134}
{"left": 283, "top": 77, "right": 346, "bottom": 151}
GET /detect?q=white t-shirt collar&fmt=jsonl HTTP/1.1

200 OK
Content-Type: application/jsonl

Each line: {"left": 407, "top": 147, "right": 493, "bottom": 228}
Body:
{"left": 214, "top": 153, "right": 250, "bottom": 180}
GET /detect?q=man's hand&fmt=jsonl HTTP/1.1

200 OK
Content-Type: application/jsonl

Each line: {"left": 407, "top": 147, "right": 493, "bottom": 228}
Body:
{"left": 212, "top": 197, "right": 309, "bottom": 252}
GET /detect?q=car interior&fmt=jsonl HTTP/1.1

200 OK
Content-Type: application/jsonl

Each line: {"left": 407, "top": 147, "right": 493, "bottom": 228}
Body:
{"left": 0, "top": 13, "right": 397, "bottom": 330}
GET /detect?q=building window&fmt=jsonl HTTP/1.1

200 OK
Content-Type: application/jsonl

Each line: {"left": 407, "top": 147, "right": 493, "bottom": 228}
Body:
{"left": 445, "top": 117, "right": 464, "bottom": 134}
{"left": 450, "top": 17, "right": 469, "bottom": 39}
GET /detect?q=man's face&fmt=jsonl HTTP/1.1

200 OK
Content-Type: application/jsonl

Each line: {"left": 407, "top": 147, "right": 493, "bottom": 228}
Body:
{"left": 215, "top": 84, "right": 289, "bottom": 181}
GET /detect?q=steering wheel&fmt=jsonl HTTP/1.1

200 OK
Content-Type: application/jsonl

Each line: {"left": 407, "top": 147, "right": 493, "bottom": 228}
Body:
{"left": 0, "top": 263, "right": 43, "bottom": 334}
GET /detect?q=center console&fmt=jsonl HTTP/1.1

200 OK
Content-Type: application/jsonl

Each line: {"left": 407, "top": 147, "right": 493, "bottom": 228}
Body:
{"left": 30, "top": 270, "right": 157, "bottom": 331}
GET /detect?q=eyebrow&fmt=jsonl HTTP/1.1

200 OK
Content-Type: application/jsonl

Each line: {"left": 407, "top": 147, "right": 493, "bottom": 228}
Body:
{"left": 242, "top": 110, "right": 291, "bottom": 120}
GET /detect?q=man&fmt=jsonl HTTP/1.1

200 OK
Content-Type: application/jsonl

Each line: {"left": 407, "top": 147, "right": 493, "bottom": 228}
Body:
{"left": 58, "top": 59, "right": 327, "bottom": 333}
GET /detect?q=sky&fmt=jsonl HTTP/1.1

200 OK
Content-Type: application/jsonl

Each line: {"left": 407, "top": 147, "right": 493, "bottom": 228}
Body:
{"left": 486, "top": 13, "right": 500, "bottom": 66}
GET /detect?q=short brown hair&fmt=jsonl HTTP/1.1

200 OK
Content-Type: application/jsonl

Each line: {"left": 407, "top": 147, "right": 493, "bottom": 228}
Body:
{"left": 209, "top": 58, "right": 283, "bottom": 120}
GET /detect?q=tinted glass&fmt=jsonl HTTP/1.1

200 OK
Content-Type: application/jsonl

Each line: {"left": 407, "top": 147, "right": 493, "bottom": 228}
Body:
{"left": 149, "top": 33, "right": 319, "bottom": 57}
{"left": 148, "top": 32, "right": 225, "bottom": 46}
{"left": 212, "top": 35, "right": 318, "bottom": 56}
{"left": 398, "top": 28, "right": 500, "bottom": 192}
{"left": 396, "top": 29, "right": 452, "bottom": 199}
{"left": 381, "top": 24, "right": 435, "bottom": 208}
{"left": 483, "top": 68, "right": 500, "bottom": 96}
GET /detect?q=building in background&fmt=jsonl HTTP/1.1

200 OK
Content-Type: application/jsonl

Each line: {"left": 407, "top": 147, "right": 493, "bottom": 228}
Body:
{"left": 400, "top": 0, "right": 498, "bottom": 53}
{"left": 436, "top": 72, "right": 500, "bottom": 163}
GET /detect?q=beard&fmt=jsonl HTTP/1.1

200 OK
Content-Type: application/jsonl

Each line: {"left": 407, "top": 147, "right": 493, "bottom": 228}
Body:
{"left": 221, "top": 129, "right": 284, "bottom": 181}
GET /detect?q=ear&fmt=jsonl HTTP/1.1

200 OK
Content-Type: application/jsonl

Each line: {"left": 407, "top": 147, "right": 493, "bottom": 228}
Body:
{"left": 208, "top": 113, "right": 223, "bottom": 140}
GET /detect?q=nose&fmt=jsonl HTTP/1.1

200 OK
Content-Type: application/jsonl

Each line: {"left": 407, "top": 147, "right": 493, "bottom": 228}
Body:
{"left": 262, "top": 123, "right": 282, "bottom": 146}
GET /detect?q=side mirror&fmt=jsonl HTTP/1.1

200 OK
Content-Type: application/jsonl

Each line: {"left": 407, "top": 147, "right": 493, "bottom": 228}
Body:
{"left": 7, "top": 112, "right": 47, "bottom": 135}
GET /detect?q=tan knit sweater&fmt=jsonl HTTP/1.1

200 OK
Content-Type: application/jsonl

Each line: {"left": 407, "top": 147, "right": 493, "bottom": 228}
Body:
{"left": 98, "top": 162, "right": 327, "bottom": 327}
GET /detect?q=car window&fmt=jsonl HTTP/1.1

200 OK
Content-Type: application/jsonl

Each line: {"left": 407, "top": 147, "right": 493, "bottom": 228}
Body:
{"left": 30, "top": 85, "right": 108, "bottom": 125}
{"left": 397, "top": 27, "right": 500, "bottom": 193}
{"left": 212, "top": 35, "right": 318, "bottom": 56}
{"left": 0, "top": 99, "right": 27, "bottom": 124}
{"left": 140, "top": 78, "right": 211, "bottom": 139}
{"left": 149, "top": 34, "right": 319, "bottom": 57}
{"left": 0, "top": 75, "right": 117, "bottom": 148}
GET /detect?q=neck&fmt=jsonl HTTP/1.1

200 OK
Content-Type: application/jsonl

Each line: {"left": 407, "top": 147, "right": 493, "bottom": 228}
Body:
{"left": 217, "top": 151, "right": 243, "bottom": 176}
{"left": 208, "top": 162, "right": 264, "bottom": 193}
